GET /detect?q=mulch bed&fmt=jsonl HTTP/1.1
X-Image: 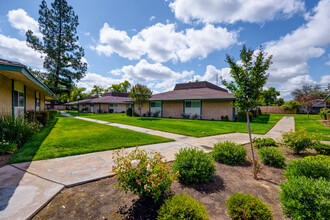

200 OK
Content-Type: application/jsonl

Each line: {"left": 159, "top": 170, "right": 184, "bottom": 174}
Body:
{"left": 0, "top": 153, "right": 12, "bottom": 168}
{"left": 33, "top": 144, "right": 295, "bottom": 220}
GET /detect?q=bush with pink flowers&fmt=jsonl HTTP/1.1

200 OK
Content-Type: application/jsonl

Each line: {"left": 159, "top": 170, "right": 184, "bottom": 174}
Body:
{"left": 112, "top": 147, "right": 178, "bottom": 202}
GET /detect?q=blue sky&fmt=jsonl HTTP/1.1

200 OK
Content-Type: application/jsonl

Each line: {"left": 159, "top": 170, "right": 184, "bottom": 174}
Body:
{"left": 0, "top": 0, "right": 329, "bottom": 100}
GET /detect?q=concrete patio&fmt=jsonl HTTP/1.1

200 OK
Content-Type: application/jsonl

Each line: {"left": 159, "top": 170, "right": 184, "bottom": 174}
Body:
{"left": 0, "top": 115, "right": 294, "bottom": 220}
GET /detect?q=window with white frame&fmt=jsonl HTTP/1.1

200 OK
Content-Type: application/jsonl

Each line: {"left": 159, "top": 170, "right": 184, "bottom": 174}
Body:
{"left": 150, "top": 101, "right": 161, "bottom": 114}
{"left": 36, "top": 91, "right": 40, "bottom": 111}
{"left": 185, "top": 100, "right": 201, "bottom": 116}
{"left": 14, "top": 81, "right": 25, "bottom": 117}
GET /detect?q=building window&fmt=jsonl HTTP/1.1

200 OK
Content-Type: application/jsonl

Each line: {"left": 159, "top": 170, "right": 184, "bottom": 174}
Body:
{"left": 109, "top": 103, "right": 118, "bottom": 107}
{"left": 185, "top": 101, "right": 191, "bottom": 108}
{"left": 14, "top": 91, "right": 24, "bottom": 107}
{"left": 184, "top": 100, "right": 201, "bottom": 116}
{"left": 36, "top": 91, "right": 40, "bottom": 111}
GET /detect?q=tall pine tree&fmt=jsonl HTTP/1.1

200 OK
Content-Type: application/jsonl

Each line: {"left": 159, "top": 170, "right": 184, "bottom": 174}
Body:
{"left": 26, "top": 0, "right": 87, "bottom": 106}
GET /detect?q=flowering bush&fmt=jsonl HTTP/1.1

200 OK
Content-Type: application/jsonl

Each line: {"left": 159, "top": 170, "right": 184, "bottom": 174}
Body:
{"left": 112, "top": 147, "right": 177, "bottom": 202}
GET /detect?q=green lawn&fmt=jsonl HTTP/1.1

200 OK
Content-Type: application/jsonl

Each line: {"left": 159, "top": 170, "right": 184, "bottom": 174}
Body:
{"left": 292, "top": 114, "right": 329, "bottom": 141}
{"left": 10, "top": 116, "right": 173, "bottom": 163}
{"left": 69, "top": 112, "right": 283, "bottom": 137}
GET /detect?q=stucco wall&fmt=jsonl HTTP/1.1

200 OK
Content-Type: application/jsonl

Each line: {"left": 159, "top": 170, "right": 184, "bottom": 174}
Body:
{"left": 0, "top": 73, "right": 12, "bottom": 115}
{"left": 163, "top": 101, "right": 183, "bottom": 118}
{"left": 26, "top": 86, "right": 35, "bottom": 111}
{"left": 40, "top": 94, "right": 45, "bottom": 110}
{"left": 101, "top": 104, "right": 108, "bottom": 113}
{"left": 134, "top": 102, "right": 149, "bottom": 116}
{"left": 111, "top": 103, "right": 129, "bottom": 113}
{"left": 202, "top": 100, "right": 233, "bottom": 121}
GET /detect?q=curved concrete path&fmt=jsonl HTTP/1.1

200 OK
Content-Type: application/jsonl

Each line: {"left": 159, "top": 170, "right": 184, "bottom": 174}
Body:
{"left": 0, "top": 114, "right": 294, "bottom": 220}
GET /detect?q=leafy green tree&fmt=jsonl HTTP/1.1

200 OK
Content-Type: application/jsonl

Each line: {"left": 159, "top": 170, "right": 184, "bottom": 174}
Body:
{"left": 259, "top": 87, "right": 280, "bottom": 106}
{"left": 276, "top": 97, "right": 285, "bottom": 106}
{"left": 222, "top": 45, "right": 272, "bottom": 179}
{"left": 299, "top": 95, "right": 316, "bottom": 118}
{"left": 281, "top": 100, "right": 301, "bottom": 111}
{"left": 292, "top": 84, "right": 328, "bottom": 101}
{"left": 129, "top": 84, "right": 152, "bottom": 118}
{"left": 106, "top": 80, "right": 131, "bottom": 93}
{"left": 26, "top": 0, "right": 87, "bottom": 106}
{"left": 89, "top": 85, "right": 105, "bottom": 97}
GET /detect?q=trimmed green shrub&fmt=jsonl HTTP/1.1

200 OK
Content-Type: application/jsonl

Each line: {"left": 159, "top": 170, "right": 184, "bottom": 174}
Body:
{"left": 253, "top": 137, "right": 277, "bottom": 149}
{"left": 280, "top": 176, "right": 330, "bottom": 220}
{"left": 221, "top": 115, "right": 229, "bottom": 121}
{"left": 237, "top": 111, "right": 253, "bottom": 122}
{"left": 157, "top": 193, "right": 209, "bottom": 220}
{"left": 226, "top": 193, "right": 273, "bottom": 220}
{"left": 313, "top": 142, "right": 330, "bottom": 155}
{"left": 320, "top": 108, "right": 330, "bottom": 120}
{"left": 36, "top": 111, "right": 49, "bottom": 126}
{"left": 112, "top": 148, "right": 177, "bottom": 202}
{"left": 153, "top": 111, "right": 160, "bottom": 117}
{"left": 109, "top": 108, "right": 114, "bottom": 113}
{"left": 47, "top": 110, "right": 58, "bottom": 121}
{"left": 284, "top": 155, "right": 330, "bottom": 180}
{"left": 126, "top": 107, "right": 132, "bottom": 116}
{"left": 173, "top": 148, "right": 215, "bottom": 184}
{"left": 0, "top": 115, "right": 41, "bottom": 147}
{"left": 97, "top": 109, "right": 102, "bottom": 114}
{"left": 212, "top": 141, "right": 246, "bottom": 165}
{"left": 282, "top": 129, "right": 315, "bottom": 154}
{"left": 0, "top": 140, "right": 17, "bottom": 154}
{"left": 257, "top": 147, "right": 285, "bottom": 168}
{"left": 24, "top": 110, "right": 36, "bottom": 123}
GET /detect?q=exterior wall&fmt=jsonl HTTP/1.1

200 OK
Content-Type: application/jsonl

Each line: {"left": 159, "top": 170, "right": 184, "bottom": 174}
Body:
{"left": 40, "top": 94, "right": 45, "bottom": 110}
{"left": 25, "top": 86, "right": 35, "bottom": 111}
{"left": 259, "top": 106, "right": 296, "bottom": 114}
{"left": 101, "top": 103, "right": 108, "bottom": 113}
{"left": 134, "top": 102, "right": 149, "bottom": 116}
{"left": 202, "top": 100, "right": 233, "bottom": 121}
{"left": 111, "top": 103, "right": 129, "bottom": 113}
{"left": 0, "top": 73, "right": 12, "bottom": 115}
{"left": 163, "top": 101, "right": 184, "bottom": 118}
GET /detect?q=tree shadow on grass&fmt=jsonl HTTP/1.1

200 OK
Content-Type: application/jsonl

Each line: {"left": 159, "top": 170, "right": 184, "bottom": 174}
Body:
{"left": 251, "top": 114, "right": 270, "bottom": 124}
{"left": 9, "top": 118, "right": 59, "bottom": 164}
{"left": 119, "top": 193, "right": 172, "bottom": 220}
{"left": 138, "top": 118, "right": 161, "bottom": 121}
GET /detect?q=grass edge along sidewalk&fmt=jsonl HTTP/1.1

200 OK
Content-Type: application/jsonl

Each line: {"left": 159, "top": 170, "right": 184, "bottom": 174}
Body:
{"left": 10, "top": 116, "right": 173, "bottom": 163}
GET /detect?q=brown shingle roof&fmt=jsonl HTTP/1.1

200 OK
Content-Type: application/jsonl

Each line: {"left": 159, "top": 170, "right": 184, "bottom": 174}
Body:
{"left": 0, "top": 58, "right": 25, "bottom": 67}
{"left": 150, "top": 87, "right": 235, "bottom": 101}
{"left": 174, "top": 81, "right": 228, "bottom": 92}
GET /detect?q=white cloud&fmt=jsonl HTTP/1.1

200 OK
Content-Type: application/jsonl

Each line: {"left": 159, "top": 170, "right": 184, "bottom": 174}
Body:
{"left": 92, "top": 22, "right": 237, "bottom": 63}
{"left": 325, "top": 54, "right": 330, "bottom": 66}
{"left": 77, "top": 72, "right": 130, "bottom": 92}
{"left": 80, "top": 57, "right": 88, "bottom": 67}
{"left": 110, "top": 59, "right": 194, "bottom": 91}
{"left": 8, "top": 9, "right": 42, "bottom": 38}
{"left": 0, "top": 34, "right": 43, "bottom": 67}
{"left": 169, "top": 0, "right": 305, "bottom": 24}
{"left": 260, "top": 0, "right": 330, "bottom": 98}
{"left": 149, "top": 16, "right": 155, "bottom": 21}
{"left": 320, "top": 75, "right": 330, "bottom": 84}
{"left": 193, "top": 65, "right": 233, "bottom": 84}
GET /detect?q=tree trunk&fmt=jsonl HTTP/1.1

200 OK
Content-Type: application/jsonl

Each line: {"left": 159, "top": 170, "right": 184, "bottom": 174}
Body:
{"left": 247, "top": 111, "right": 257, "bottom": 179}
{"left": 139, "top": 107, "right": 142, "bottom": 119}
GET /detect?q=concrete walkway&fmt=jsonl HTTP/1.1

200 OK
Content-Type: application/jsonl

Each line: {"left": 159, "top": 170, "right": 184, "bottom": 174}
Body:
{"left": 0, "top": 114, "right": 294, "bottom": 219}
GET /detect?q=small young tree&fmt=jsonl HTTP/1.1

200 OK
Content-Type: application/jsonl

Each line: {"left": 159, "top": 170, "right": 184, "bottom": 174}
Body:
{"left": 299, "top": 95, "right": 316, "bottom": 118}
{"left": 222, "top": 45, "right": 272, "bottom": 179}
{"left": 129, "top": 84, "right": 152, "bottom": 118}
